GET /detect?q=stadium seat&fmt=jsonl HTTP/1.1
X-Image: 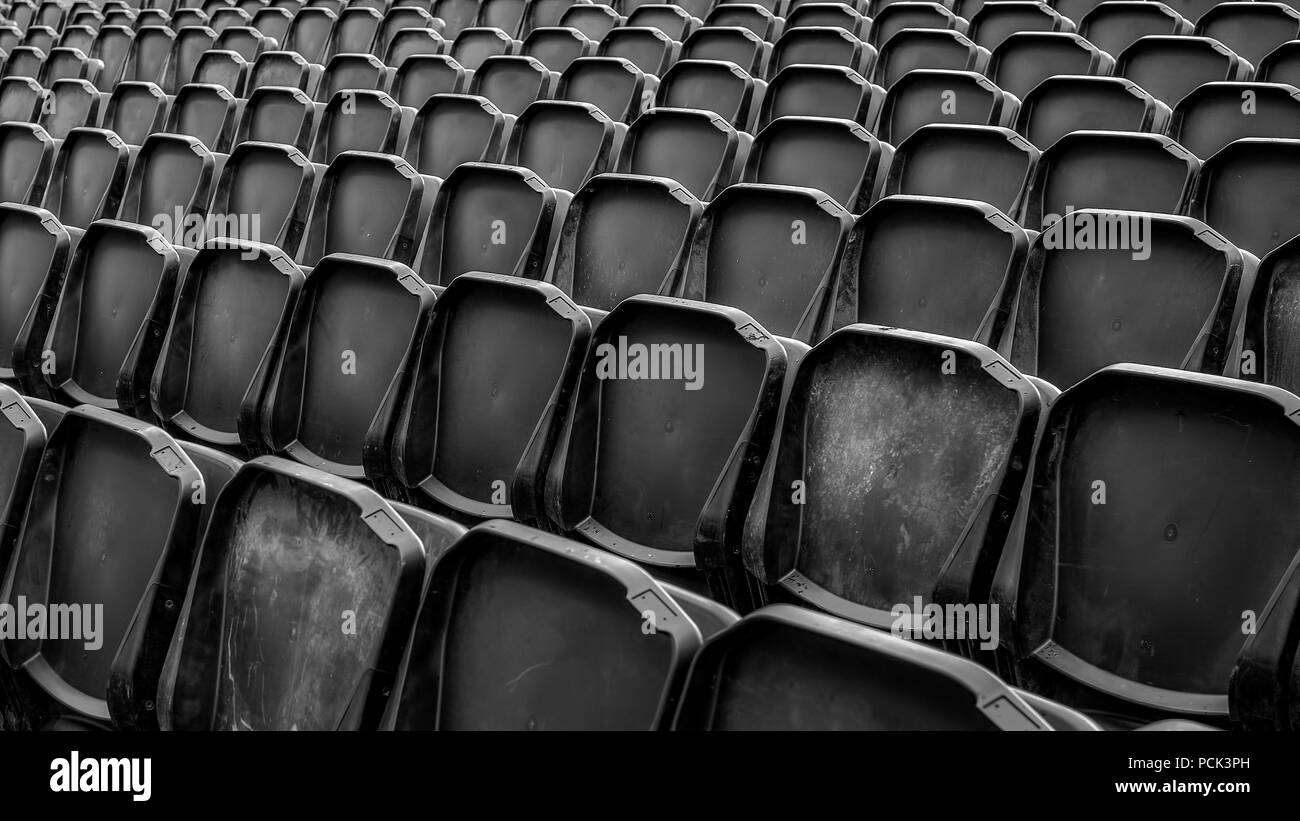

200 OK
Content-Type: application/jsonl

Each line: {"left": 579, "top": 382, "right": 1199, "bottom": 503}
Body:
{"left": 1, "top": 46, "right": 44, "bottom": 79}
{"left": 0, "top": 75, "right": 46, "bottom": 122}
{"left": 153, "top": 239, "right": 305, "bottom": 449}
{"left": 247, "top": 253, "right": 435, "bottom": 477}
{"left": 680, "top": 26, "right": 770, "bottom": 76}
{"left": 878, "top": 69, "right": 1019, "bottom": 144}
{"left": 89, "top": 23, "right": 134, "bottom": 90}
{"left": 988, "top": 32, "right": 1115, "bottom": 101}
{"left": 1016, "top": 75, "right": 1170, "bottom": 148}
{"left": 1169, "top": 82, "right": 1300, "bottom": 160}
{"left": 249, "top": 49, "right": 323, "bottom": 94}
{"left": 366, "top": 273, "right": 592, "bottom": 522}
{"left": 504, "top": 100, "right": 621, "bottom": 192}
{"left": 383, "top": 520, "right": 702, "bottom": 730}
{"left": 206, "top": 140, "right": 316, "bottom": 255}
{"left": 1123, "top": 35, "right": 1253, "bottom": 110}
{"left": 0, "top": 203, "right": 70, "bottom": 390}
{"left": 251, "top": 6, "right": 294, "bottom": 43}
{"left": 40, "top": 79, "right": 101, "bottom": 141}
{"left": 673, "top": 605, "right": 1056, "bottom": 730}
{"left": 533, "top": 296, "right": 787, "bottom": 605}
{"left": 215, "top": 26, "right": 274, "bottom": 61}
{"left": 101, "top": 81, "right": 169, "bottom": 146}
{"left": 869, "top": 3, "right": 964, "bottom": 51}
{"left": 317, "top": 52, "right": 390, "bottom": 100}
{"left": 209, "top": 7, "right": 253, "bottom": 36}
{"left": 745, "top": 115, "right": 886, "bottom": 213}
{"left": 522, "top": 25, "right": 595, "bottom": 71}
{"left": 1, "top": 406, "right": 205, "bottom": 731}
{"left": 284, "top": 5, "right": 336, "bottom": 62}
{"left": 834, "top": 195, "right": 1030, "bottom": 347}
{"left": 760, "top": 64, "right": 885, "bottom": 131}
{"left": 743, "top": 324, "right": 1039, "bottom": 633}
{"left": 0, "top": 122, "right": 53, "bottom": 205}
{"left": 392, "top": 53, "right": 471, "bottom": 107}
{"left": 234, "top": 85, "right": 317, "bottom": 152}
{"left": 377, "top": 6, "right": 439, "bottom": 58}
{"left": 121, "top": 25, "right": 173, "bottom": 86}
{"left": 167, "top": 82, "right": 240, "bottom": 153}
{"left": 405, "top": 93, "right": 510, "bottom": 179}
{"left": 159, "top": 457, "right": 464, "bottom": 730}
{"left": 557, "top": 55, "right": 653, "bottom": 123}
{"left": 431, "top": 0, "right": 479, "bottom": 39}
{"left": 1078, "top": 1, "right": 1189, "bottom": 58}
{"left": 559, "top": 4, "right": 621, "bottom": 40}
{"left": 626, "top": 4, "right": 700, "bottom": 40}
{"left": 548, "top": 172, "right": 702, "bottom": 310}
{"left": 654, "top": 58, "right": 761, "bottom": 131}
{"left": 60, "top": 26, "right": 97, "bottom": 56}
{"left": 598, "top": 27, "right": 679, "bottom": 77}
{"left": 618, "top": 107, "right": 747, "bottom": 200}
{"left": 704, "top": 3, "right": 780, "bottom": 40}
{"left": 875, "top": 28, "right": 990, "bottom": 89}
{"left": 1004, "top": 210, "right": 1246, "bottom": 387}
{"left": 883, "top": 124, "right": 1037, "bottom": 220}
{"left": 1232, "top": 546, "right": 1300, "bottom": 730}
{"left": 326, "top": 6, "right": 382, "bottom": 58}
{"left": 450, "top": 27, "right": 521, "bottom": 70}
{"left": 1002, "top": 364, "right": 1300, "bottom": 727}
{"left": 164, "top": 26, "right": 218, "bottom": 93}
{"left": 1185, "top": 137, "right": 1300, "bottom": 259}
{"left": 479, "top": 0, "right": 529, "bottom": 37}
{"left": 969, "top": 1, "right": 1075, "bottom": 53}
{"left": 784, "top": 2, "right": 870, "bottom": 38}
{"left": 118, "top": 133, "right": 215, "bottom": 239}
{"left": 191, "top": 49, "right": 250, "bottom": 96}
{"left": 469, "top": 54, "right": 558, "bottom": 115}
{"left": 769, "top": 25, "right": 878, "bottom": 79}
{"left": 386, "top": 27, "right": 447, "bottom": 68}
{"left": 416, "top": 162, "right": 565, "bottom": 286}
{"left": 683, "top": 183, "right": 852, "bottom": 341}
{"left": 300, "top": 151, "right": 431, "bottom": 268}
{"left": 1022, "top": 131, "right": 1199, "bottom": 230}
{"left": 310, "top": 89, "right": 408, "bottom": 164}
{"left": 41, "top": 128, "right": 130, "bottom": 233}
{"left": 1194, "top": 2, "right": 1300, "bottom": 69}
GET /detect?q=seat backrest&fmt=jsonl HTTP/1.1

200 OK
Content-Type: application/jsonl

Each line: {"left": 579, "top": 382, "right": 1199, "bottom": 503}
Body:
{"left": 469, "top": 54, "right": 558, "bottom": 116}
{"left": 875, "top": 28, "right": 989, "bottom": 89}
{"left": 1194, "top": 1, "right": 1300, "bottom": 68}
{"left": 102, "top": 81, "right": 169, "bottom": 145}
{"left": 988, "top": 31, "right": 1115, "bottom": 101}
{"left": 42, "top": 127, "right": 131, "bottom": 231}
{"left": 1186, "top": 137, "right": 1300, "bottom": 259}
{"left": 1018, "top": 75, "right": 1169, "bottom": 149}
{"left": 235, "top": 85, "right": 318, "bottom": 152}
{"left": 0, "top": 76, "right": 48, "bottom": 123}
{"left": 285, "top": 5, "right": 337, "bottom": 62}
{"left": 1079, "top": 0, "right": 1190, "bottom": 58}
{"left": 883, "top": 123, "right": 1037, "bottom": 219}
{"left": 0, "top": 203, "right": 70, "bottom": 388}
{"left": 299, "top": 150, "right": 428, "bottom": 267}
{"left": 558, "top": 55, "right": 651, "bottom": 123}
{"left": 504, "top": 99, "right": 619, "bottom": 193}
{"left": 618, "top": 107, "right": 745, "bottom": 201}
{"left": 40, "top": 79, "right": 101, "bottom": 141}
{"left": 122, "top": 25, "right": 174, "bottom": 85}
{"left": 761, "top": 63, "right": 885, "bottom": 132}
{"left": 326, "top": 6, "right": 383, "bottom": 58}
{"left": 0, "top": 122, "right": 54, "bottom": 207}
{"left": 310, "top": 89, "right": 406, "bottom": 163}
{"left": 746, "top": 115, "right": 887, "bottom": 213}
{"left": 209, "top": 140, "right": 316, "bottom": 256}
{"left": 1169, "top": 81, "right": 1300, "bottom": 159}
{"left": 450, "top": 26, "right": 520, "bottom": 70}
{"left": 769, "top": 25, "right": 878, "bottom": 81}
{"left": 119, "top": 132, "right": 216, "bottom": 235}
{"left": 392, "top": 53, "right": 471, "bottom": 108}
{"left": 522, "top": 25, "right": 595, "bottom": 71}
{"left": 655, "top": 58, "right": 759, "bottom": 131}
{"left": 405, "top": 93, "right": 510, "bottom": 179}
{"left": 1117, "top": 35, "right": 1249, "bottom": 111}
{"left": 165, "top": 25, "right": 218, "bottom": 93}
{"left": 598, "top": 26, "right": 678, "bottom": 77}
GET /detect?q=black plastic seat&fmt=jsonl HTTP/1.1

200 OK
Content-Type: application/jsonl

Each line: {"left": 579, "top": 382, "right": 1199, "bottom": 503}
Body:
{"left": 618, "top": 107, "right": 746, "bottom": 200}
{"left": 246, "top": 252, "right": 433, "bottom": 477}
{"left": 598, "top": 26, "right": 678, "bottom": 77}
{"left": 326, "top": 6, "right": 382, "bottom": 58}
{"left": 1016, "top": 75, "right": 1170, "bottom": 148}
{"left": 300, "top": 150, "right": 430, "bottom": 268}
{"left": 626, "top": 4, "right": 701, "bottom": 40}
{"left": 2, "top": 46, "right": 45, "bottom": 79}
{"left": 378, "top": 6, "right": 439, "bottom": 58}
{"left": 190, "top": 48, "right": 250, "bottom": 95}
{"left": 743, "top": 323, "right": 1040, "bottom": 630}
{"left": 310, "top": 89, "right": 407, "bottom": 164}
{"left": 469, "top": 54, "right": 558, "bottom": 115}
{"left": 746, "top": 115, "right": 889, "bottom": 214}
{"left": 1171, "top": 82, "right": 1300, "bottom": 166}
{"left": 164, "top": 26, "right": 218, "bottom": 93}
{"left": 680, "top": 26, "right": 770, "bottom": 77}
{"left": 655, "top": 59, "right": 760, "bottom": 131}
{"left": 317, "top": 52, "right": 390, "bottom": 101}
{"left": 208, "top": 140, "right": 316, "bottom": 256}
{"left": 0, "top": 76, "right": 47, "bottom": 122}
{"left": 392, "top": 53, "right": 471, "bottom": 108}
{"left": 969, "top": 1, "right": 1074, "bottom": 53}
{"left": 215, "top": 25, "right": 273, "bottom": 62}
{"left": 875, "top": 28, "right": 989, "bottom": 89}
{"left": 0, "top": 203, "right": 70, "bottom": 390}
{"left": 249, "top": 50, "right": 321, "bottom": 95}
{"left": 235, "top": 85, "right": 317, "bottom": 152}
{"left": 384, "top": 520, "right": 702, "bottom": 730}
{"left": 760, "top": 64, "right": 884, "bottom": 131}
{"left": 684, "top": 183, "right": 852, "bottom": 342}
{"left": 988, "top": 32, "right": 1115, "bottom": 102}
{"left": 1238, "top": 232, "right": 1300, "bottom": 395}
{"left": 558, "top": 56, "right": 653, "bottom": 123}
{"left": 40, "top": 80, "right": 101, "bottom": 141}
{"left": 386, "top": 27, "right": 448, "bottom": 69}
{"left": 41, "top": 128, "right": 130, "bottom": 232}
{"left": 89, "top": 23, "right": 134, "bottom": 91}
{"left": 29, "top": 220, "right": 180, "bottom": 415}
{"left": 170, "top": 9, "right": 210, "bottom": 31}
{"left": 769, "top": 26, "right": 877, "bottom": 80}
{"left": 121, "top": 25, "right": 173, "bottom": 85}
{"left": 523, "top": 0, "right": 588, "bottom": 35}
{"left": 869, "top": 3, "right": 962, "bottom": 50}
{"left": 836, "top": 195, "right": 1030, "bottom": 347}
{"left": 405, "top": 93, "right": 510, "bottom": 179}
{"left": 1078, "top": 1, "right": 1190, "bottom": 58}
{"left": 1194, "top": 2, "right": 1300, "bottom": 68}
{"left": 1006, "top": 211, "right": 1246, "bottom": 387}
{"left": 102, "top": 81, "right": 168, "bottom": 146}
{"left": 559, "top": 4, "right": 622, "bottom": 41}
{"left": 706, "top": 3, "right": 780, "bottom": 39}
{"left": 785, "top": 2, "right": 870, "bottom": 37}
{"left": 674, "top": 606, "right": 1055, "bottom": 730}
{"left": 450, "top": 27, "right": 520, "bottom": 70}
{"left": 284, "top": 5, "right": 337, "bottom": 63}
{"left": 550, "top": 172, "right": 702, "bottom": 310}
{"left": 535, "top": 296, "right": 786, "bottom": 604}
{"left": 878, "top": 69, "right": 1018, "bottom": 145}
{"left": 1023, "top": 131, "right": 1198, "bottom": 230}
{"left": 118, "top": 133, "right": 215, "bottom": 239}
{"left": 1003, "top": 364, "right": 1300, "bottom": 727}
{"left": 883, "top": 122, "right": 1034, "bottom": 218}
{"left": 0, "top": 123, "right": 54, "bottom": 206}
{"left": 367, "top": 274, "right": 592, "bottom": 521}
{"left": 505, "top": 100, "right": 620, "bottom": 192}
{"left": 1118, "top": 34, "right": 1248, "bottom": 110}
{"left": 60, "top": 26, "right": 98, "bottom": 57}
{"left": 1, "top": 406, "right": 205, "bottom": 730}
{"left": 1186, "top": 137, "right": 1300, "bottom": 260}
{"left": 165, "top": 82, "right": 240, "bottom": 153}
{"left": 479, "top": 0, "right": 530, "bottom": 37}
{"left": 40, "top": 47, "right": 102, "bottom": 88}
{"left": 417, "top": 162, "right": 564, "bottom": 286}
{"left": 160, "top": 457, "right": 464, "bottom": 731}
{"left": 251, "top": 6, "right": 294, "bottom": 43}
{"left": 522, "top": 25, "right": 595, "bottom": 71}
{"left": 431, "top": 0, "right": 479, "bottom": 38}
{"left": 209, "top": 6, "right": 253, "bottom": 35}
{"left": 153, "top": 240, "right": 305, "bottom": 448}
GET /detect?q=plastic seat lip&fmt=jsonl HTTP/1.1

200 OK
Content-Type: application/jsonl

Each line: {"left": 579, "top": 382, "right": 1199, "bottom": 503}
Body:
{"left": 671, "top": 603, "right": 1055, "bottom": 731}
{"left": 1017, "top": 361, "right": 1300, "bottom": 717}
{"left": 0, "top": 403, "right": 202, "bottom": 725}
{"left": 1116, "top": 35, "right": 1253, "bottom": 87}
{"left": 382, "top": 518, "right": 705, "bottom": 731}
{"left": 150, "top": 237, "right": 306, "bottom": 448}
